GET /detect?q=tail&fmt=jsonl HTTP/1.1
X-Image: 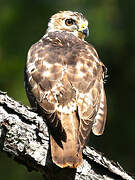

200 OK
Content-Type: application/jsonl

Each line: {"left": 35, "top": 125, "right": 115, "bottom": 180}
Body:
{"left": 50, "top": 112, "right": 82, "bottom": 168}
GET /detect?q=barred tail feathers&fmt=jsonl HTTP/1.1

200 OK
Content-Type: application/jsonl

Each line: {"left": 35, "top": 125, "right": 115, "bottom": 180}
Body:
{"left": 50, "top": 112, "right": 82, "bottom": 168}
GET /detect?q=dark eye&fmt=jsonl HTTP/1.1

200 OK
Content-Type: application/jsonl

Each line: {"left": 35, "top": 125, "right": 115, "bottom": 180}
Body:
{"left": 65, "top": 19, "right": 74, "bottom": 26}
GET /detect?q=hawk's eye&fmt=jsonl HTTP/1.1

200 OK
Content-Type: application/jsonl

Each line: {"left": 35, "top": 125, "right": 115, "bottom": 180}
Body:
{"left": 65, "top": 19, "right": 74, "bottom": 26}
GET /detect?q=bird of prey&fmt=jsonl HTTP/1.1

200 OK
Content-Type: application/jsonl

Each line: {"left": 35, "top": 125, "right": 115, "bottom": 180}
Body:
{"left": 24, "top": 11, "right": 107, "bottom": 168}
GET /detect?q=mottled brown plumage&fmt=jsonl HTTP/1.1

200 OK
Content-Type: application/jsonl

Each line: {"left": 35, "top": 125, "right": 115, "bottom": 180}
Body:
{"left": 24, "top": 11, "right": 107, "bottom": 168}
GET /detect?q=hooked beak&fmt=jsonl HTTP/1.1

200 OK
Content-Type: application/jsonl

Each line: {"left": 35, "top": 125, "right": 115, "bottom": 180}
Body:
{"left": 78, "top": 26, "right": 89, "bottom": 38}
{"left": 82, "top": 27, "right": 89, "bottom": 37}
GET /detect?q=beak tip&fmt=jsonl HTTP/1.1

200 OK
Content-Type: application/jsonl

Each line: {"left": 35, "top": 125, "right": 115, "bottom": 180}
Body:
{"left": 83, "top": 28, "right": 89, "bottom": 37}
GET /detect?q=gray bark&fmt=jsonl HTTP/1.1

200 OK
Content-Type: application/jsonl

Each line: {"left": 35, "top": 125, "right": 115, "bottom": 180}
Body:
{"left": 0, "top": 90, "right": 134, "bottom": 180}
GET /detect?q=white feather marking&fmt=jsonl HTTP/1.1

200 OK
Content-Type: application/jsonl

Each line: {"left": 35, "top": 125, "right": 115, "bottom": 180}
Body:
{"left": 61, "top": 65, "right": 67, "bottom": 78}
{"left": 43, "top": 71, "right": 50, "bottom": 77}
{"left": 84, "top": 96, "right": 89, "bottom": 103}
{"left": 32, "top": 83, "right": 38, "bottom": 90}
{"left": 87, "top": 68, "right": 93, "bottom": 76}
{"left": 56, "top": 102, "right": 76, "bottom": 114}
{"left": 77, "top": 98, "right": 83, "bottom": 105}
{"left": 76, "top": 61, "right": 83, "bottom": 70}
{"left": 79, "top": 93, "right": 85, "bottom": 98}
{"left": 95, "top": 114, "right": 102, "bottom": 121}
{"left": 27, "top": 63, "right": 36, "bottom": 73}
{"left": 78, "top": 71, "right": 85, "bottom": 78}
{"left": 43, "top": 61, "right": 53, "bottom": 68}
{"left": 91, "top": 53, "right": 99, "bottom": 64}
{"left": 35, "top": 53, "right": 38, "bottom": 58}
{"left": 98, "top": 108, "right": 104, "bottom": 115}
{"left": 92, "top": 61, "right": 97, "bottom": 68}
{"left": 100, "top": 102, "right": 104, "bottom": 109}
{"left": 28, "top": 76, "right": 32, "bottom": 82}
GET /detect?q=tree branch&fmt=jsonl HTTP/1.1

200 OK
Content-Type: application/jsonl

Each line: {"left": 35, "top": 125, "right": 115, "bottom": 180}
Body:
{"left": 0, "top": 90, "right": 134, "bottom": 180}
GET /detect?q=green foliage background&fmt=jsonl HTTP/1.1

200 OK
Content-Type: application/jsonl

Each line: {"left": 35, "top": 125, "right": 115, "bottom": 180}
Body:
{"left": 0, "top": 0, "right": 135, "bottom": 179}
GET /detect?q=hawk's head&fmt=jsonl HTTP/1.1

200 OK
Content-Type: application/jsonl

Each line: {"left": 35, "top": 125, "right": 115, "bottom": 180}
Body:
{"left": 47, "top": 11, "right": 89, "bottom": 40}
